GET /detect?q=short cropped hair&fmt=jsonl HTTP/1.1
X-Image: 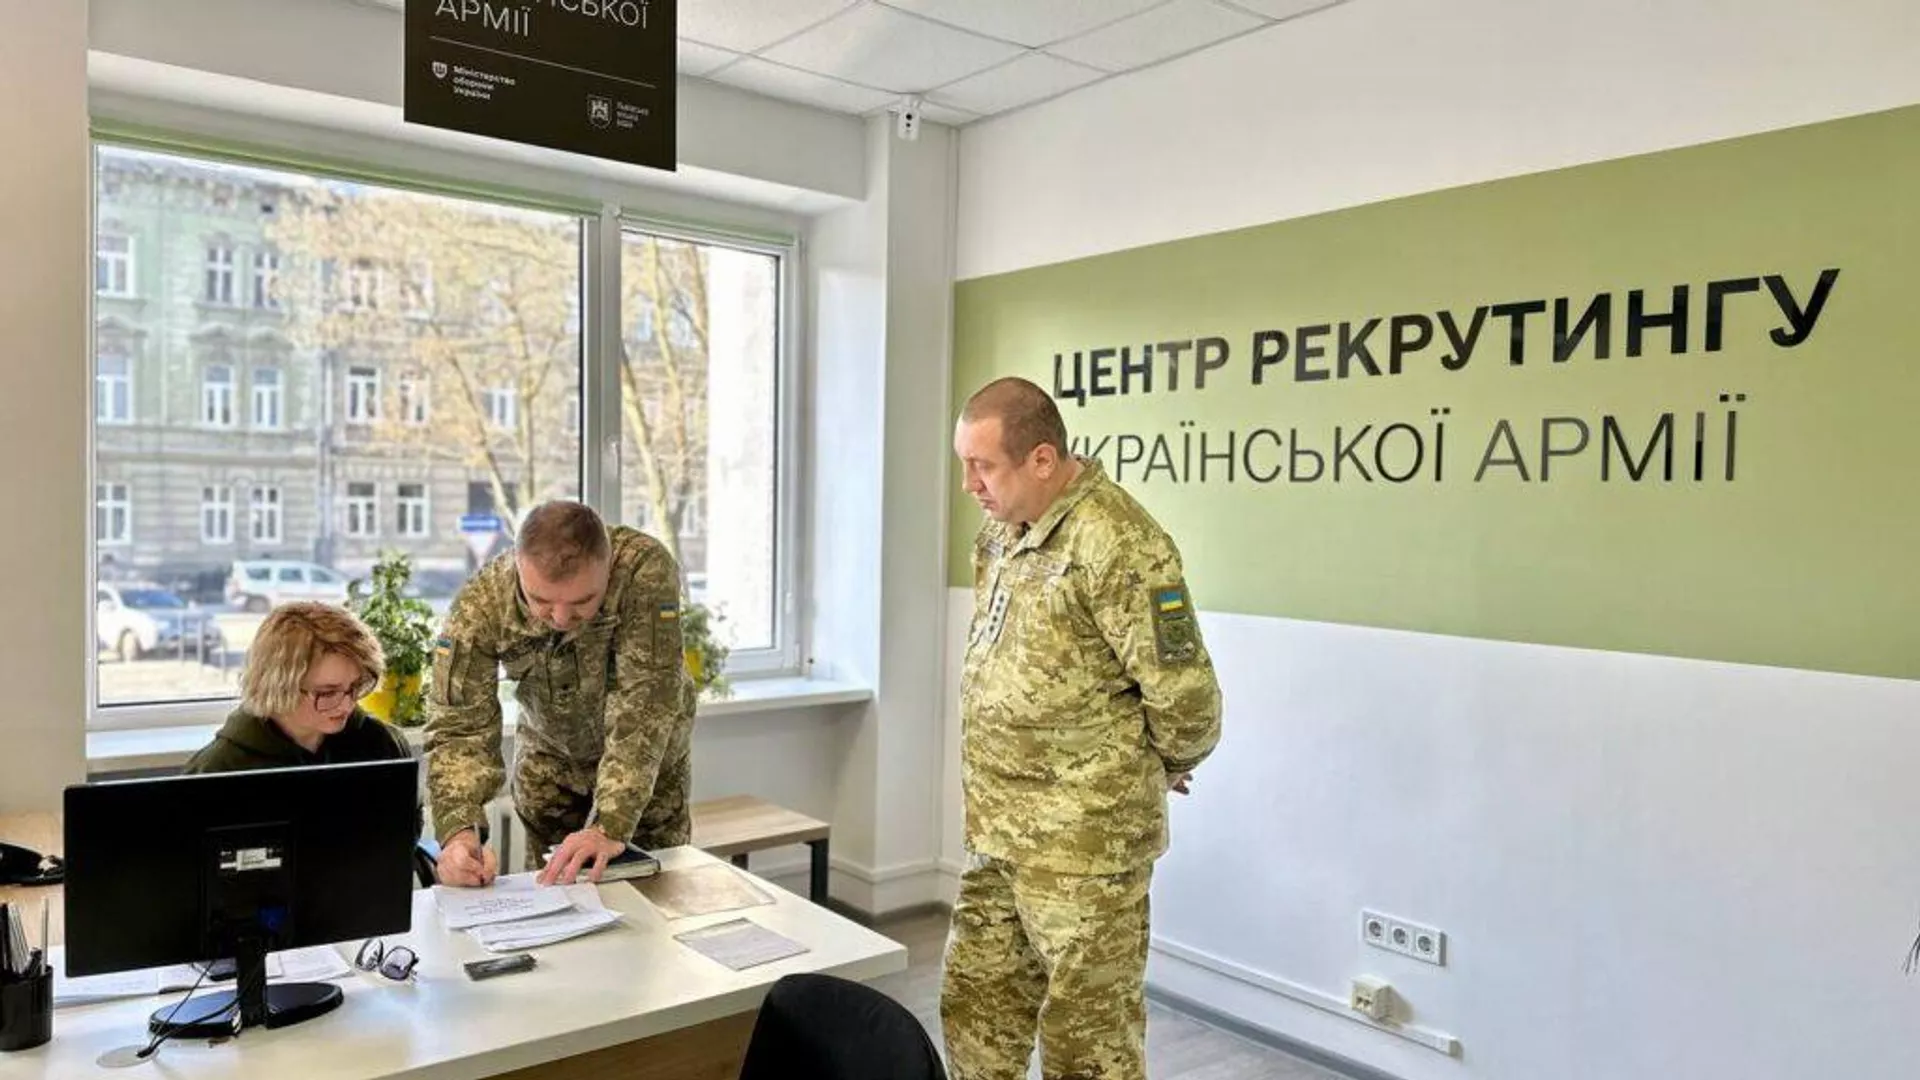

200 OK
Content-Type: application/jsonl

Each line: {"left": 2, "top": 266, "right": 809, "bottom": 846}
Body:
{"left": 961, "top": 377, "right": 1069, "bottom": 463}
{"left": 241, "top": 602, "right": 384, "bottom": 719}
{"left": 517, "top": 500, "right": 612, "bottom": 581}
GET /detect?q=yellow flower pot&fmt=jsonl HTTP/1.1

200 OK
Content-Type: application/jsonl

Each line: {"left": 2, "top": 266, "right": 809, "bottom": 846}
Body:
{"left": 360, "top": 671, "right": 424, "bottom": 724}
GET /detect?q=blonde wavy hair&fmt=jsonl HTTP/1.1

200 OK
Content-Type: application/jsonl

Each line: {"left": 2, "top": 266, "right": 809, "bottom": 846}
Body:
{"left": 241, "top": 602, "right": 385, "bottom": 719}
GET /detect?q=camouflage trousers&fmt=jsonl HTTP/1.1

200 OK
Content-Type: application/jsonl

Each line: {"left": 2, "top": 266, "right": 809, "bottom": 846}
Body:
{"left": 941, "top": 854, "right": 1153, "bottom": 1080}
{"left": 510, "top": 747, "right": 693, "bottom": 871}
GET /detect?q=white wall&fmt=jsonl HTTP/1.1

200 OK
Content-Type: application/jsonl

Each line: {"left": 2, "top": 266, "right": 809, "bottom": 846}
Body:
{"left": 0, "top": 1, "right": 90, "bottom": 812}
{"left": 809, "top": 116, "right": 957, "bottom": 913}
{"left": 951, "top": 1, "right": 1920, "bottom": 1076}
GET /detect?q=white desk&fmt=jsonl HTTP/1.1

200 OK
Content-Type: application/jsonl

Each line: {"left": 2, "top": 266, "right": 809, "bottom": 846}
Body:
{"left": 0, "top": 845, "right": 907, "bottom": 1080}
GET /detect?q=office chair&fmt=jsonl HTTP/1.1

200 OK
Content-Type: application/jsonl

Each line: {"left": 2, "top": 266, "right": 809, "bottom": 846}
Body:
{"left": 736, "top": 972, "right": 946, "bottom": 1080}
{"left": 412, "top": 838, "right": 441, "bottom": 889}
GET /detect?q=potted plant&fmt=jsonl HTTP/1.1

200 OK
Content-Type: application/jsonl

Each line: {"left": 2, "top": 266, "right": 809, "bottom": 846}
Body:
{"left": 681, "top": 599, "right": 731, "bottom": 701}
{"left": 347, "top": 552, "right": 437, "bottom": 727}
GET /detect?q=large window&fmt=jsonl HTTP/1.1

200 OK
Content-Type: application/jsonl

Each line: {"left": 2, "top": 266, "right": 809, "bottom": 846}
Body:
{"left": 90, "top": 142, "right": 789, "bottom": 723}
{"left": 619, "top": 230, "right": 782, "bottom": 653}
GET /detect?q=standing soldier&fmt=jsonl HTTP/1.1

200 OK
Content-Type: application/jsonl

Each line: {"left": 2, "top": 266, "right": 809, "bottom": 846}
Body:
{"left": 425, "top": 500, "right": 694, "bottom": 888}
{"left": 943, "top": 377, "right": 1224, "bottom": 1080}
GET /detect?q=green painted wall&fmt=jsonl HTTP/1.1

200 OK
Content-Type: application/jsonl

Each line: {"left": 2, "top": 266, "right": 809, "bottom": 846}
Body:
{"left": 949, "top": 105, "right": 1920, "bottom": 680}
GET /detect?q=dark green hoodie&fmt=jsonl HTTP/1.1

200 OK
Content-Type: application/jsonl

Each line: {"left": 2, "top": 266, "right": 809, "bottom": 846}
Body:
{"left": 184, "top": 706, "right": 412, "bottom": 773}
{"left": 183, "top": 707, "right": 422, "bottom": 837}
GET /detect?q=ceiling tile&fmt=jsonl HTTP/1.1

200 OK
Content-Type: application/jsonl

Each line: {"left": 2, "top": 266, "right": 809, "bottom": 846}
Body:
{"left": 1046, "top": 0, "right": 1263, "bottom": 73}
{"left": 762, "top": 3, "right": 1024, "bottom": 94}
{"left": 881, "top": 0, "right": 1166, "bottom": 48}
{"left": 927, "top": 53, "right": 1105, "bottom": 116}
{"left": 705, "top": 57, "right": 898, "bottom": 115}
{"left": 1218, "top": 0, "right": 1344, "bottom": 19}
{"left": 677, "top": 0, "right": 860, "bottom": 55}
{"left": 678, "top": 39, "right": 742, "bottom": 78}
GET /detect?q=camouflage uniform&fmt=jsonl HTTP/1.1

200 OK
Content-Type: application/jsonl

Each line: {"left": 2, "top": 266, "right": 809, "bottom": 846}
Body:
{"left": 424, "top": 525, "right": 695, "bottom": 869}
{"left": 943, "top": 458, "right": 1223, "bottom": 1080}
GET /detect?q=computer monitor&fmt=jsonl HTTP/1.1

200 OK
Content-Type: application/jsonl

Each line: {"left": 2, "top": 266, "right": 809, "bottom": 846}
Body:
{"left": 63, "top": 759, "right": 417, "bottom": 1038}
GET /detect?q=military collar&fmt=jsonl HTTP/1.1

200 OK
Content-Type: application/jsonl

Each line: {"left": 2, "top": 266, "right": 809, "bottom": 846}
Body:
{"left": 1016, "top": 456, "right": 1102, "bottom": 552}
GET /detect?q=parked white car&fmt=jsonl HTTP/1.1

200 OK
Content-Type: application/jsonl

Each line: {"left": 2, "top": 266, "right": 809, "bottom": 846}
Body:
{"left": 96, "top": 583, "right": 224, "bottom": 663}
{"left": 226, "top": 560, "right": 352, "bottom": 613}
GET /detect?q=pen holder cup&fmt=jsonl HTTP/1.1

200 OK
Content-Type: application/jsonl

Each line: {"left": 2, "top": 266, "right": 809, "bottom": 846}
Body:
{"left": 0, "top": 959, "right": 51, "bottom": 1052}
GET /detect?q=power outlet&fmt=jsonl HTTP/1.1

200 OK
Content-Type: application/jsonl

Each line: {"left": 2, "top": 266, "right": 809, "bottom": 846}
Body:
{"left": 1360, "top": 909, "right": 1447, "bottom": 967}
{"left": 1349, "top": 975, "right": 1393, "bottom": 1021}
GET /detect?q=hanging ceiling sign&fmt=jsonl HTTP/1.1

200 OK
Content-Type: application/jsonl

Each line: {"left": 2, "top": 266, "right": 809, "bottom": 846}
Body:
{"left": 405, "top": 0, "right": 677, "bottom": 171}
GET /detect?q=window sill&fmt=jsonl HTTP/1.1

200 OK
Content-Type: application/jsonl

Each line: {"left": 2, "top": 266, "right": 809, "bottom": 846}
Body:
{"left": 85, "top": 676, "right": 871, "bottom": 774}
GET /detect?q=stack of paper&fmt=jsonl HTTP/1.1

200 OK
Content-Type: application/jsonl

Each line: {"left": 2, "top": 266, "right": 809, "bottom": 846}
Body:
{"left": 432, "top": 874, "right": 624, "bottom": 953}
{"left": 673, "top": 918, "right": 808, "bottom": 972}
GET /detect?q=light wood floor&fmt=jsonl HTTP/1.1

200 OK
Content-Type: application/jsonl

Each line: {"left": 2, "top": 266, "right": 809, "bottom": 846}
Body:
{"left": 867, "top": 911, "right": 1347, "bottom": 1080}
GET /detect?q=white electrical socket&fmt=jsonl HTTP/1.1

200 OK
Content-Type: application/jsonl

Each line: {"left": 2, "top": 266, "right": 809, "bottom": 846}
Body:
{"left": 1360, "top": 909, "right": 1447, "bottom": 967}
{"left": 1349, "top": 975, "right": 1392, "bottom": 1021}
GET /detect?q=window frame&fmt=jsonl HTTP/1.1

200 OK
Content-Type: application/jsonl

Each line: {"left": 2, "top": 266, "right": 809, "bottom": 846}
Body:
{"left": 484, "top": 385, "right": 517, "bottom": 431}
{"left": 346, "top": 365, "right": 381, "bottom": 425}
{"left": 251, "top": 366, "right": 283, "bottom": 430}
{"left": 87, "top": 137, "right": 807, "bottom": 731}
{"left": 396, "top": 482, "right": 431, "bottom": 539}
{"left": 96, "top": 234, "right": 135, "bottom": 298}
{"left": 96, "top": 350, "right": 132, "bottom": 425}
{"left": 399, "top": 372, "right": 430, "bottom": 425}
{"left": 96, "top": 482, "right": 132, "bottom": 547}
{"left": 200, "top": 484, "right": 235, "bottom": 545}
{"left": 204, "top": 244, "right": 236, "bottom": 306}
{"left": 252, "top": 249, "right": 282, "bottom": 310}
{"left": 344, "top": 481, "right": 380, "bottom": 539}
{"left": 201, "top": 364, "right": 236, "bottom": 428}
{"left": 249, "top": 484, "right": 284, "bottom": 545}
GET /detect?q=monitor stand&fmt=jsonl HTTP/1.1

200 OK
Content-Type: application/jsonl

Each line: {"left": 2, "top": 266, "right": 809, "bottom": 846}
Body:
{"left": 148, "top": 931, "right": 341, "bottom": 1039}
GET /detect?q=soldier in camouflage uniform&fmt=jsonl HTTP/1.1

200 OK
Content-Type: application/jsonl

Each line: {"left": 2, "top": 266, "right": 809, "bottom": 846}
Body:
{"left": 943, "top": 378, "right": 1223, "bottom": 1080}
{"left": 424, "top": 500, "right": 695, "bottom": 888}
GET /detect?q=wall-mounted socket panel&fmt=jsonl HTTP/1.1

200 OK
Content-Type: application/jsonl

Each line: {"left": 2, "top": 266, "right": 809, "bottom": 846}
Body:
{"left": 1360, "top": 909, "right": 1447, "bottom": 967}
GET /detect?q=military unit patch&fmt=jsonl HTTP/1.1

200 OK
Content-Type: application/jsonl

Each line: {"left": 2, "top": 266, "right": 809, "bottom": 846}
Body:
{"left": 657, "top": 602, "right": 679, "bottom": 621}
{"left": 1149, "top": 583, "right": 1198, "bottom": 665}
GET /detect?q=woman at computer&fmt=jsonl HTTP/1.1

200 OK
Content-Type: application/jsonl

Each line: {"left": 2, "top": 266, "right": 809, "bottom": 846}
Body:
{"left": 184, "top": 601, "right": 412, "bottom": 773}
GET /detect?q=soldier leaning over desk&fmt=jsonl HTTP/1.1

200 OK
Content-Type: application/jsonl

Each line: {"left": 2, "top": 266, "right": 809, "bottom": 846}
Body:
{"left": 424, "top": 500, "right": 695, "bottom": 889}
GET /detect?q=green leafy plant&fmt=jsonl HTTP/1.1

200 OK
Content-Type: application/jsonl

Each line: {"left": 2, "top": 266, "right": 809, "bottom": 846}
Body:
{"left": 681, "top": 600, "right": 731, "bottom": 701}
{"left": 347, "top": 552, "right": 437, "bottom": 727}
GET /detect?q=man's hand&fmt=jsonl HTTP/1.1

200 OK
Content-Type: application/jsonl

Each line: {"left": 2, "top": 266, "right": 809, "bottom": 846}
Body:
{"left": 1168, "top": 771, "right": 1193, "bottom": 796}
{"left": 538, "top": 826, "right": 627, "bottom": 886}
{"left": 437, "top": 829, "right": 499, "bottom": 888}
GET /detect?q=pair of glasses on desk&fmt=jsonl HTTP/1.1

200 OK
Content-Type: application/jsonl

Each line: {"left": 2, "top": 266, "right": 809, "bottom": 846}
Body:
{"left": 355, "top": 939, "right": 418, "bottom": 982}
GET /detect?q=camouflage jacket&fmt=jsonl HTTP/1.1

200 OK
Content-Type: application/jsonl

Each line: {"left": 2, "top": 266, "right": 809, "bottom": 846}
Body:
{"left": 423, "top": 525, "right": 693, "bottom": 844}
{"left": 961, "top": 458, "right": 1223, "bottom": 875}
